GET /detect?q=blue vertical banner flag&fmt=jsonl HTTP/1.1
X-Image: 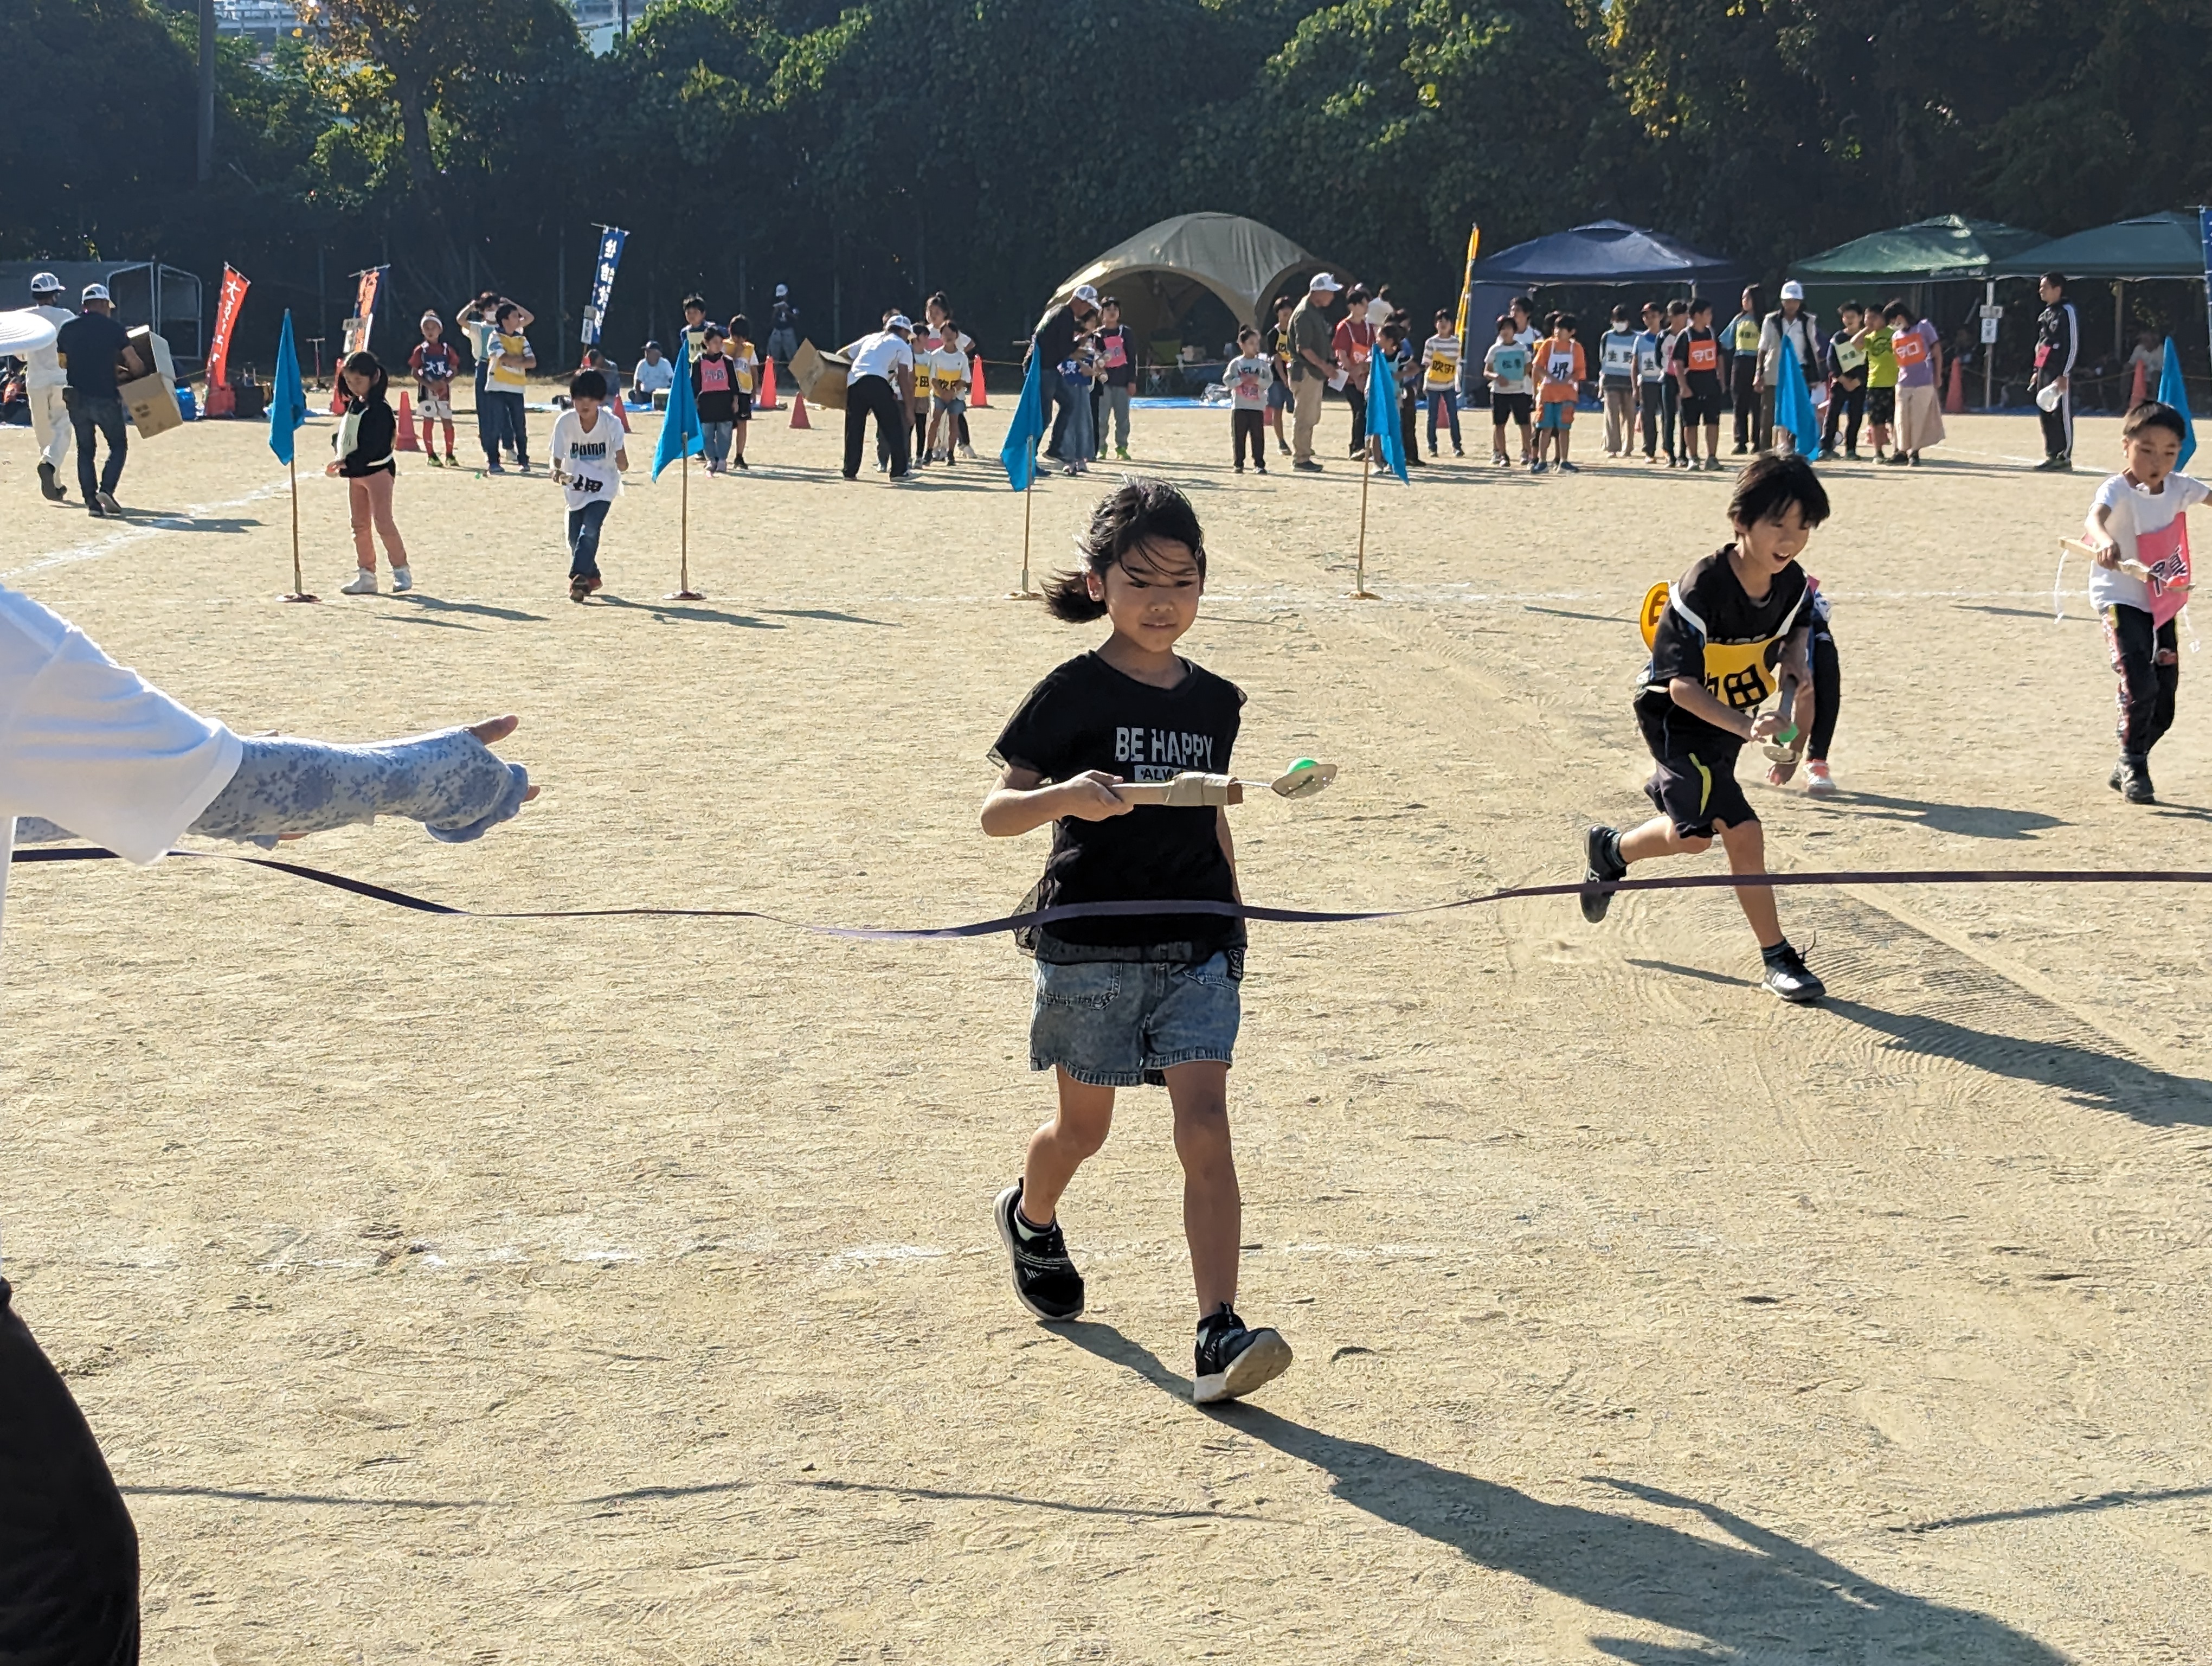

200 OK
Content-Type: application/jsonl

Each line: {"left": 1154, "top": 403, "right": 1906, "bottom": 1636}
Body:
{"left": 2158, "top": 337, "right": 2197, "bottom": 471}
{"left": 652, "top": 332, "right": 703, "bottom": 480}
{"left": 1365, "top": 348, "right": 1407, "bottom": 483}
{"left": 999, "top": 345, "right": 1046, "bottom": 491}
{"left": 1773, "top": 344, "right": 1824, "bottom": 460}
{"left": 268, "top": 309, "right": 307, "bottom": 464}
{"left": 581, "top": 226, "right": 628, "bottom": 347}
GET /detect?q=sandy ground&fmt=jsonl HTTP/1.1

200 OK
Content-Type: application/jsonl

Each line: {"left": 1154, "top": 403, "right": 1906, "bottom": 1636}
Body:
{"left": 3, "top": 392, "right": 2210, "bottom": 1664}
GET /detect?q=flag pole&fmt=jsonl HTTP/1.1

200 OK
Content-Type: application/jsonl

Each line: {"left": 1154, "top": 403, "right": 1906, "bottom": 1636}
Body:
{"left": 281, "top": 451, "right": 316, "bottom": 602}
{"left": 1011, "top": 473, "right": 1039, "bottom": 599}
{"left": 668, "top": 450, "right": 703, "bottom": 600}
{"left": 1351, "top": 441, "right": 1377, "bottom": 600}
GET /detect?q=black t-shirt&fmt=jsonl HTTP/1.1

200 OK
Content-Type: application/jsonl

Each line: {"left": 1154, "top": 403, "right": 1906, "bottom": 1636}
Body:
{"left": 1636, "top": 547, "right": 1810, "bottom": 749}
{"left": 1032, "top": 303, "right": 1079, "bottom": 372}
{"left": 1670, "top": 326, "right": 1723, "bottom": 399}
{"left": 992, "top": 651, "right": 1246, "bottom": 962}
{"left": 56, "top": 311, "right": 131, "bottom": 397}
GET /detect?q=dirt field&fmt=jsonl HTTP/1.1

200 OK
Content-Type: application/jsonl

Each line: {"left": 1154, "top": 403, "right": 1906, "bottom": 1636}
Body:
{"left": 4, "top": 393, "right": 2210, "bottom": 1664}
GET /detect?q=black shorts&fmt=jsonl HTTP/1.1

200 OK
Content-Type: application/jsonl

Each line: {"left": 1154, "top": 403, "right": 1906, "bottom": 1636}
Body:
{"left": 1491, "top": 391, "right": 1533, "bottom": 425}
{"left": 1867, "top": 386, "right": 1895, "bottom": 422}
{"left": 1681, "top": 392, "right": 1722, "bottom": 427}
{"left": 1636, "top": 701, "right": 1756, "bottom": 839}
{"left": 732, "top": 390, "right": 754, "bottom": 421}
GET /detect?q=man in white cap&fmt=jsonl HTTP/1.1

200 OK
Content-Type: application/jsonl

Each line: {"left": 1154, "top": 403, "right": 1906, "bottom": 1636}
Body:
{"left": 1287, "top": 271, "right": 1344, "bottom": 470}
{"left": 54, "top": 284, "right": 133, "bottom": 517}
{"left": 765, "top": 283, "right": 800, "bottom": 369}
{"left": 1758, "top": 280, "right": 1821, "bottom": 454}
{"left": 839, "top": 312, "right": 916, "bottom": 479}
{"left": 21, "top": 273, "right": 77, "bottom": 503}
{"left": 1025, "top": 284, "right": 1102, "bottom": 470}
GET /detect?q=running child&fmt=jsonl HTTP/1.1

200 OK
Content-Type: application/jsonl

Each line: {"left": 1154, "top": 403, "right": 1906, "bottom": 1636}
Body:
{"left": 2082, "top": 400, "right": 2206, "bottom": 803}
{"left": 1222, "top": 325, "right": 1273, "bottom": 474}
{"left": 548, "top": 369, "right": 629, "bottom": 603}
{"left": 1599, "top": 303, "right": 1638, "bottom": 457}
{"left": 1423, "top": 309, "right": 1463, "bottom": 457}
{"left": 1484, "top": 315, "right": 1534, "bottom": 468}
{"left": 1671, "top": 298, "right": 1725, "bottom": 471}
{"left": 693, "top": 325, "right": 741, "bottom": 475}
{"left": 326, "top": 351, "right": 411, "bottom": 596}
{"left": 924, "top": 315, "right": 970, "bottom": 465}
{"left": 1580, "top": 452, "right": 1830, "bottom": 1002}
{"left": 981, "top": 477, "right": 1293, "bottom": 1406}
{"left": 408, "top": 312, "right": 460, "bottom": 465}
{"left": 1535, "top": 311, "right": 1586, "bottom": 473}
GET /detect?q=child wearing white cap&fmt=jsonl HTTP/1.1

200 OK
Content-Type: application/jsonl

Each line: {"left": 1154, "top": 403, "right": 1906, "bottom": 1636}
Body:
{"left": 1758, "top": 282, "right": 1821, "bottom": 455}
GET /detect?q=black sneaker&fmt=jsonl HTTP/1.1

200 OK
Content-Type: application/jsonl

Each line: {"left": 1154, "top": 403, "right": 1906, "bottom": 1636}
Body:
{"left": 37, "top": 461, "right": 65, "bottom": 502}
{"left": 2117, "top": 754, "right": 2156, "bottom": 804}
{"left": 1581, "top": 825, "right": 1626, "bottom": 923}
{"left": 1761, "top": 945, "right": 1827, "bottom": 1003}
{"left": 993, "top": 1182, "right": 1085, "bottom": 1322}
{"left": 1193, "top": 1305, "right": 1293, "bottom": 1405}
{"left": 2033, "top": 455, "right": 2072, "bottom": 472}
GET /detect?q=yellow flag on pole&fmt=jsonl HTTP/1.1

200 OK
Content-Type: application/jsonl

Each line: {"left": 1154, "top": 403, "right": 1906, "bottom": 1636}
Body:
{"left": 1451, "top": 225, "right": 1482, "bottom": 346}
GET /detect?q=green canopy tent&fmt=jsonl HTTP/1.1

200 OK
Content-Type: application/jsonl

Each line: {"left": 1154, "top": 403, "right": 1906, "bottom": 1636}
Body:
{"left": 1992, "top": 211, "right": 2205, "bottom": 365}
{"left": 1790, "top": 216, "right": 2049, "bottom": 409}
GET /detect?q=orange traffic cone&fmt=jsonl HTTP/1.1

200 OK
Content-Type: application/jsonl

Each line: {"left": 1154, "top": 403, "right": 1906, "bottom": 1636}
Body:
{"left": 790, "top": 390, "right": 811, "bottom": 430}
{"left": 758, "top": 356, "right": 780, "bottom": 412}
{"left": 1944, "top": 357, "right": 1965, "bottom": 415}
{"left": 968, "top": 354, "right": 988, "bottom": 409}
{"left": 394, "top": 389, "right": 420, "bottom": 448}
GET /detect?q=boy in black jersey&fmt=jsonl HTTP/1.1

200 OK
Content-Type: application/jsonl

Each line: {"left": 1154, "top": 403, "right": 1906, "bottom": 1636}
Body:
{"left": 1581, "top": 453, "right": 1830, "bottom": 1002}
{"left": 981, "top": 478, "right": 1293, "bottom": 1406}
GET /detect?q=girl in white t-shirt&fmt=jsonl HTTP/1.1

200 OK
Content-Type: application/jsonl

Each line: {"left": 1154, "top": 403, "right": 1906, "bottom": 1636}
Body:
{"left": 2083, "top": 400, "right": 2206, "bottom": 802}
{"left": 548, "top": 369, "right": 630, "bottom": 603}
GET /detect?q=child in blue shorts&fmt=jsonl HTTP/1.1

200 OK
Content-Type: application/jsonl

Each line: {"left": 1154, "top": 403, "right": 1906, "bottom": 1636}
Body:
{"left": 980, "top": 477, "right": 1293, "bottom": 1407}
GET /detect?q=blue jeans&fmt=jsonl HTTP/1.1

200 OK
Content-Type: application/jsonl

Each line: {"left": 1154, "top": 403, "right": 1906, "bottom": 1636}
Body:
{"left": 1426, "top": 389, "right": 1461, "bottom": 450}
{"left": 481, "top": 388, "right": 528, "bottom": 466}
{"left": 62, "top": 389, "right": 127, "bottom": 501}
{"left": 1029, "top": 953, "right": 1241, "bottom": 1088}
{"left": 567, "top": 498, "right": 610, "bottom": 580}
{"left": 1056, "top": 377, "right": 1094, "bottom": 465}
{"left": 701, "top": 420, "right": 733, "bottom": 467}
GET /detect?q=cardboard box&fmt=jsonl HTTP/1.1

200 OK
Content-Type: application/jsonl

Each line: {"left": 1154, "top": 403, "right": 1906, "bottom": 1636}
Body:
{"left": 121, "top": 325, "right": 175, "bottom": 385}
{"left": 121, "top": 372, "right": 183, "bottom": 438}
{"left": 788, "top": 339, "right": 850, "bottom": 412}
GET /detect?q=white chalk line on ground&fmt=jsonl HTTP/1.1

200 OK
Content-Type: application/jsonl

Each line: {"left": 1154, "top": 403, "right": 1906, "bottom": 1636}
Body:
{"left": 2, "top": 477, "right": 295, "bottom": 581}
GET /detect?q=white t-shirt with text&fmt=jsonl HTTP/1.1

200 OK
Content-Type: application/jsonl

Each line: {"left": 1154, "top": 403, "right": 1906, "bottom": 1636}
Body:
{"left": 549, "top": 408, "right": 628, "bottom": 512}
{"left": 2091, "top": 471, "right": 2207, "bottom": 612}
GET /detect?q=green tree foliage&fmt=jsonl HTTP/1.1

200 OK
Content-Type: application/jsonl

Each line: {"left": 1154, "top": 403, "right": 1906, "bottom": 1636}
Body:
{"left": 6, "top": 0, "right": 2208, "bottom": 367}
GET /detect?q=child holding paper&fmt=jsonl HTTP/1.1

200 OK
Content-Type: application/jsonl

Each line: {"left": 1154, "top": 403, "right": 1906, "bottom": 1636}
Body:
{"left": 2082, "top": 401, "right": 2205, "bottom": 803}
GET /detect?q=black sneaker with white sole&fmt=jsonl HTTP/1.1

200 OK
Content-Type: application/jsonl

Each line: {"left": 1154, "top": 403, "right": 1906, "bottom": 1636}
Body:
{"left": 1581, "top": 824, "right": 1627, "bottom": 923}
{"left": 993, "top": 1182, "right": 1085, "bottom": 1322}
{"left": 1193, "top": 1306, "right": 1293, "bottom": 1405}
{"left": 1760, "top": 943, "right": 1827, "bottom": 1003}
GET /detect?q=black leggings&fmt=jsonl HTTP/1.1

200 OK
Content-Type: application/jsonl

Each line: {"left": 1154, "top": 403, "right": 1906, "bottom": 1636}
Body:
{"left": 1822, "top": 383, "right": 1866, "bottom": 454}
{"left": 0, "top": 1279, "right": 140, "bottom": 1665}
{"left": 1809, "top": 624, "right": 1841, "bottom": 760}
{"left": 1232, "top": 407, "right": 1265, "bottom": 467}
{"left": 1732, "top": 360, "right": 1761, "bottom": 449}
{"left": 2105, "top": 604, "right": 2179, "bottom": 757}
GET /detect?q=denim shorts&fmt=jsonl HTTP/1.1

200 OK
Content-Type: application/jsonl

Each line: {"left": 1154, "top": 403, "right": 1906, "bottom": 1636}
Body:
{"left": 1030, "top": 953, "right": 1241, "bottom": 1087}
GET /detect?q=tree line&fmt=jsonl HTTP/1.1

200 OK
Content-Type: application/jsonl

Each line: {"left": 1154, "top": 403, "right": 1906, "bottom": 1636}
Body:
{"left": 5, "top": 0, "right": 2207, "bottom": 374}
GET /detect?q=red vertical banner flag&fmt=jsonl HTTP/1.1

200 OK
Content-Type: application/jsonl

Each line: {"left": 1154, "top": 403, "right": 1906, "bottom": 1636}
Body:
{"left": 207, "top": 264, "right": 250, "bottom": 388}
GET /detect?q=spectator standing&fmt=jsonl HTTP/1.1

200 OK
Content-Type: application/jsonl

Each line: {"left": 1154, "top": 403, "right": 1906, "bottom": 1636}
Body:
{"left": 1422, "top": 309, "right": 1464, "bottom": 457}
{"left": 1599, "top": 303, "right": 1638, "bottom": 458}
{"left": 1726, "top": 284, "right": 1765, "bottom": 453}
{"left": 1821, "top": 302, "right": 1870, "bottom": 460}
{"left": 2030, "top": 272, "right": 2081, "bottom": 470}
{"left": 764, "top": 284, "right": 801, "bottom": 368}
{"left": 1758, "top": 281, "right": 1821, "bottom": 454}
{"left": 1632, "top": 300, "right": 1668, "bottom": 463}
{"left": 1026, "top": 285, "right": 1102, "bottom": 470}
{"left": 54, "top": 283, "right": 132, "bottom": 517}
{"left": 1287, "top": 273, "right": 1342, "bottom": 471}
{"left": 693, "top": 325, "right": 741, "bottom": 474}
{"left": 1223, "top": 325, "right": 1273, "bottom": 474}
{"left": 840, "top": 313, "right": 916, "bottom": 480}
{"left": 1094, "top": 297, "right": 1136, "bottom": 461}
{"left": 1333, "top": 285, "right": 1377, "bottom": 458}
{"left": 23, "top": 272, "right": 75, "bottom": 503}
{"left": 924, "top": 293, "right": 979, "bottom": 459}
{"left": 1264, "top": 294, "right": 1296, "bottom": 457}
{"left": 481, "top": 303, "right": 536, "bottom": 473}
{"left": 1883, "top": 299, "right": 1944, "bottom": 465}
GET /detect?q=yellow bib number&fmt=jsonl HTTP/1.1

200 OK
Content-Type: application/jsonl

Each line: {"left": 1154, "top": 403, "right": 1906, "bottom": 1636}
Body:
{"left": 1638, "top": 581, "right": 1669, "bottom": 649}
{"left": 1703, "top": 637, "right": 1781, "bottom": 712}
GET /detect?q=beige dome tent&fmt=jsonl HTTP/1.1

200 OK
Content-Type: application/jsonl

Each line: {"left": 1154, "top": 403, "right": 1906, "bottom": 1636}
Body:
{"left": 1049, "top": 213, "right": 1340, "bottom": 352}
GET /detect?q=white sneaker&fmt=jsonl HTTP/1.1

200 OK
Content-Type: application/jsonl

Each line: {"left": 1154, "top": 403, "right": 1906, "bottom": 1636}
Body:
{"left": 1805, "top": 760, "right": 1838, "bottom": 796}
{"left": 340, "top": 570, "right": 377, "bottom": 595}
{"left": 390, "top": 566, "right": 413, "bottom": 593}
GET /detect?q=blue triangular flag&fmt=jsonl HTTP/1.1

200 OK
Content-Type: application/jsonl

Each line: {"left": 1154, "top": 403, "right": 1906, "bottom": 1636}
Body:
{"left": 652, "top": 332, "right": 703, "bottom": 481}
{"left": 267, "top": 309, "right": 307, "bottom": 464}
{"left": 2158, "top": 337, "right": 2196, "bottom": 471}
{"left": 1774, "top": 343, "right": 1823, "bottom": 461}
{"left": 999, "top": 345, "right": 1046, "bottom": 491}
{"left": 1366, "top": 343, "right": 1407, "bottom": 483}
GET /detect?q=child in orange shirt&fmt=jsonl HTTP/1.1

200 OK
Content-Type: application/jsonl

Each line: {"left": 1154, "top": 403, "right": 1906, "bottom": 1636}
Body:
{"left": 1535, "top": 311, "right": 1587, "bottom": 474}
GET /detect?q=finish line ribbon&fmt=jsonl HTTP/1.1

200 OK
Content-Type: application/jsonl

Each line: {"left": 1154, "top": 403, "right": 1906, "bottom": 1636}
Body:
{"left": 12, "top": 847, "right": 2212, "bottom": 942}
